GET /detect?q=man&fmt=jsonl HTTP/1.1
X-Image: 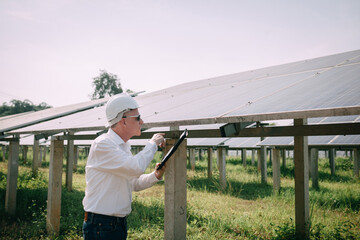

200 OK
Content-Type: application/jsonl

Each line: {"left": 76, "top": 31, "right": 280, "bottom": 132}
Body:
{"left": 82, "top": 93, "right": 166, "bottom": 239}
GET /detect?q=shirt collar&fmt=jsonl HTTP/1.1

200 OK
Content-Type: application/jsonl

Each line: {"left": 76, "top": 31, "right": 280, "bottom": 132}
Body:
{"left": 107, "top": 128, "right": 131, "bottom": 149}
{"left": 108, "top": 128, "right": 125, "bottom": 145}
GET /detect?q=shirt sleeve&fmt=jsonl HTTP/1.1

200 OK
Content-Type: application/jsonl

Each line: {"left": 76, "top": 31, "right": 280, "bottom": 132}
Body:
{"left": 132, "top": 171, "right": 161, "bottom": 192}
{"left": 88, "top": 139, "right": 157, "bottom": 178}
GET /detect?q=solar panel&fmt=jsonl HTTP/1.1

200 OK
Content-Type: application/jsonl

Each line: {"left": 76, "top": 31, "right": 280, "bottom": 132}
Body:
{"left": 5, "top": 50, "right": 360, "bottom": 135}
{"left": 0, "top": 98, "right": 108, "bottom": 134}
{"left": 224, "top": 137, "right": 262, "bottom": 148}
{"left": 259, "top": 135, "right": 360, "bottom": 147}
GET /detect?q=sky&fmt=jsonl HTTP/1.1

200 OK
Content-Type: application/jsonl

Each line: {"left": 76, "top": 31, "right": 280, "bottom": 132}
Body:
{"left": 1, "top": 0, "right": 359, "bottom": 107}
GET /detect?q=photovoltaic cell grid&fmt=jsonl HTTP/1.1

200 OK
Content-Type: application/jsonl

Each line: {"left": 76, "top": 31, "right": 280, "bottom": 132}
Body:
{"left": 128, "top": 137, "right": 229, "bottom": 147}
{"left": 5, "top": 49, "right": 360, "bottom": 135}
{"left": 0, "top": 98, "right": 108, "bottom": 134}
{"left": 258, "top": 115, "right": 360, "bottom": 147}
{"left": 259, "top": 135, "right": 360, "bottom": 147}
{"left": 136, "top": 50, "right": 360, "bottom": 124}
{"left": 224, "top": 137, "right": 262, "bottom": 149}
{"left": 142, "top": 124, "right": 226, "bottom": 133}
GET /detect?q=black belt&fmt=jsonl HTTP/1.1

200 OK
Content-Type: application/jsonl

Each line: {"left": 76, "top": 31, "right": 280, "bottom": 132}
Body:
{"left": 84, "top": 212, "right": 126, "bottom": 223}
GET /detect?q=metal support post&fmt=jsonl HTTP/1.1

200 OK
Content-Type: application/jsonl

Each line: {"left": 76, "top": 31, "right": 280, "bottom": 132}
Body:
{"left": 242, "top": 148, "right": 247, "bottom": 167}
{"left": 207, "top": 147, "right": 213, "bottom": 179}
{"left": 32, "top": 139, "right": 40, "bottom": 174}
{"left": 5, "top": 139, "right": 19, "bottom": 216}
{"left": 272, "top": 148, "right": 281, "bottom": 193}
{"left": 310, "top": 148, "right": 319, "bottom": 189}
{"left": 164, "top": 138, "right": 187, "bottom": 240}
{"left": 294, "top": 119, "right": 310, "bottom": 240}
{"left": 66, "top": 135, "right": 74, "bottom": 191}
{"left": 217, "top": 147, "right": 226, "bottom": 189}
{"left": 46, "top": 138, "right": 64, "bottom": 236}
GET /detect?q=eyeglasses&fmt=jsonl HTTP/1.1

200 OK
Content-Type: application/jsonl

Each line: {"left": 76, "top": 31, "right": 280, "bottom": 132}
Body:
{"left": 122, "top": 115, "right": 141, "bottom": 121}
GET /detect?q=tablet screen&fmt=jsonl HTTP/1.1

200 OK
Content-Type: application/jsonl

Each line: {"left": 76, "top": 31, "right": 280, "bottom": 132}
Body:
{"left": 156, "top": 129, "right": 188, "bottom": 170}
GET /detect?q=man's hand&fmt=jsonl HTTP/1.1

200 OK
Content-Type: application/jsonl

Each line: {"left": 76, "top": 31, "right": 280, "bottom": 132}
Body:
{"left": 150, "top": 133, "right": 165, "bottom": 147}
{"left": 155, "top": 163, "right": 166, "bottom": 180}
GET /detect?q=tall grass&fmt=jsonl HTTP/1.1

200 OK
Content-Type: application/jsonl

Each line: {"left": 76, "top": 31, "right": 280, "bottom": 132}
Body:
{"left": 0, "top": 150, "right": 359, "bottom": 239}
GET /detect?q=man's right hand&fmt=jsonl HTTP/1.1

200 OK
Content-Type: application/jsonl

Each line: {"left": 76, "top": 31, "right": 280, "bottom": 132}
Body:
{"left": 150, "top": 133, "right": 165, "bottom": 147}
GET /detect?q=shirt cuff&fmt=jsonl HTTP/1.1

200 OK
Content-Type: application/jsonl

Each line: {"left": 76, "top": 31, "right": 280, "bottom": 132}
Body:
{"left": 151, "top": 171, "right": 163, "bottom": 182}
{"left": 143, "top": 140, "right": 158, "bottom": 156}
{"left": 148, "top": 139, "right": 157, "bottom": 147}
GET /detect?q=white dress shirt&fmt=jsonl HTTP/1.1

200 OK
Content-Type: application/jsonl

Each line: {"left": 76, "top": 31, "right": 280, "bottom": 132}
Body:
{"left": 82, "top": 129, "right": 160, "bottom": 217}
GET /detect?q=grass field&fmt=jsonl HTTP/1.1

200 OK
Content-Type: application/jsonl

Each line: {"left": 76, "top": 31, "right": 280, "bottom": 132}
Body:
{"left": 0, "top": 149, "right": 359, "bottom": 239}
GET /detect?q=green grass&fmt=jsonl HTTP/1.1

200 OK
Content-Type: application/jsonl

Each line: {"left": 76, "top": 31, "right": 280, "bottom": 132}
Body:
{"left": 0, "top": 150, "right": 359, "bottom": 239}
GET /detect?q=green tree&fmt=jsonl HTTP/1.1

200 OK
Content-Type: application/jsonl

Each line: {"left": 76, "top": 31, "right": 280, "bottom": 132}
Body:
{"left": 90, "top": 70, "right": 123, "bottom": 99}
{"left": 0, "top": 99, "right": 52, "bottom": 117}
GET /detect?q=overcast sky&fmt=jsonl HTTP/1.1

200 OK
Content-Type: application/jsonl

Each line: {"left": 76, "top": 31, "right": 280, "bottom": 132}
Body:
{"left": 1, "top": 0, "right": 359, "bottom": 107}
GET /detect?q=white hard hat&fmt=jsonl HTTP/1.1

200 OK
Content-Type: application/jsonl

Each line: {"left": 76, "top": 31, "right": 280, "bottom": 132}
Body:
{"left": 105, "top": 93, "right": 139, "bottom": 127}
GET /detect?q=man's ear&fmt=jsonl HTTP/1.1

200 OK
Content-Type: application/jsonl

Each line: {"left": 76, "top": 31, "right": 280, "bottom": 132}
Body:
{"left": 121, "top": 118, "right": 126, "bottom": 126}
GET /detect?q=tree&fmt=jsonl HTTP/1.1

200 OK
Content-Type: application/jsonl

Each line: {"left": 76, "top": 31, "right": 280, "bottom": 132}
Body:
{"left": 0, "top": 99, "right": 52, "bottom": 117}
{"left": 90, "top": 70, "right": 123, "bottom": 99}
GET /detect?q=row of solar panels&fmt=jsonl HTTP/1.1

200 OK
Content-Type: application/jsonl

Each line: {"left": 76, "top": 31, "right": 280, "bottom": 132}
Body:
{"left": 3, "top": 117, "right": 359, "bottom": 148}
{"left": 1, "top": 50, "right": 359, "bottom": 137}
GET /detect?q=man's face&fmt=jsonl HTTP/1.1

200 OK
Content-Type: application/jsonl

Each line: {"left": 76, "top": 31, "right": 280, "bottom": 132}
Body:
{"left": 122, "top": 109, "right": 143, "bottom": 137}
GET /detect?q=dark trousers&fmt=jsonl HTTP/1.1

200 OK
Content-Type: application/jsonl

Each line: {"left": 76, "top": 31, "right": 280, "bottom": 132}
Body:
{"left": 83, "top": 212, "right": 127, "bottom": 240}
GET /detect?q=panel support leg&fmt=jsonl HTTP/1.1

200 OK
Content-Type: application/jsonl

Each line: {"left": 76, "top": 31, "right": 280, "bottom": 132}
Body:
{"left": 272, "top": 149, "right": 281, "bottom": 194}
{"left": 251, "top": 150, "right": 255, "bottom": 166}
{"left": 32, "top": 139, "right": 40, "bottom": 174}
{"left": 189, "top": 148, "right": 195, "bottom": 171}
{"left": 310, "top": 148, "right": 319, "bottom": 189}
{"left": 281, "top": 149, "right": 286, "bottom": 167}
{"left": 257, "top": 149, "right": 261, "bottom": 172}
{"left": 5, "top": 139, "right": 19, "bottom": 216}
{"left": 242, "top": 148, "right": 247, "bottom": 167}
{"left": 329, "top": 148, "right": 335, "bottom": 176}
{"left": 66, "top": 135, "right": 74, "bottom": 191}
{"left": 164, "top": 139, "right": 187, "bottom": 240}
{"left": 217, "top": 147, "right": 226, "bottom": 189}
{"left": 46, "top": 138, "right": 64, "bottom": 236}
{"left": 354, "top": 148, "right": 359, "bottom": 178}
{"left": 260, "top": 146, "right": 267, "bottom": 184}
{"left": 294, "top": 119, "right": 310, "bottom": 240}
{"left": 207, "top": 147, "right": 213, "bottom": 179}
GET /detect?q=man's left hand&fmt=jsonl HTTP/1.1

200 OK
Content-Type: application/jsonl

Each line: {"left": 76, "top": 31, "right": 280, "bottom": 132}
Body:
{"left": 155, "top": 163, "right": 166, "bottom": 180}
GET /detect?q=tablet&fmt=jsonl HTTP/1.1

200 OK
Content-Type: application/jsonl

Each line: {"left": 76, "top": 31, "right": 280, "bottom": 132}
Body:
{"left": 156, "top": 129, "right": 188, "bottom": 170}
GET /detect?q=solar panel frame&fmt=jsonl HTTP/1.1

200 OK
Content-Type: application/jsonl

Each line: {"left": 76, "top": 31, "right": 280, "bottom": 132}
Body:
{"left": 4, "top": 50, "right": 360, "bottom": 135}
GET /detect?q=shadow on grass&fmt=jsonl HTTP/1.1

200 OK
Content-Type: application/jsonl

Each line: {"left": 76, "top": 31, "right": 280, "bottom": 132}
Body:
{"left": 317, "top": 171, "right": 353, "bottom": 183}
{"left": 0, "top": 185, "right": 87, "bottom": 238}
{"left": 188, "top": 159, "right": 261, "bottom": 175}
{"left": 271, "top": 165, "right": 353, "bottom": 183}
{"left": 1, "top": 167, "right": 163, "bottom": 238}
{"left": 279, "top": 166, "right": 295, "bottom": 179}
{"left": 129, "top": 199, "right": 164, "bottom": 230}
{"left": 309, "top": 185, "right": 360, "bottom": 212}
{"left": 187, "top": 163, "right": 208, "bottom": 172}
{"left": 73, "top": 164, "right": 86, "bottom": 174}
{"left": 187, "top": 176, "right": 276, "bottom": 200}
{"left": 227, "top": 158, "right": 248, "bottom": 166}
